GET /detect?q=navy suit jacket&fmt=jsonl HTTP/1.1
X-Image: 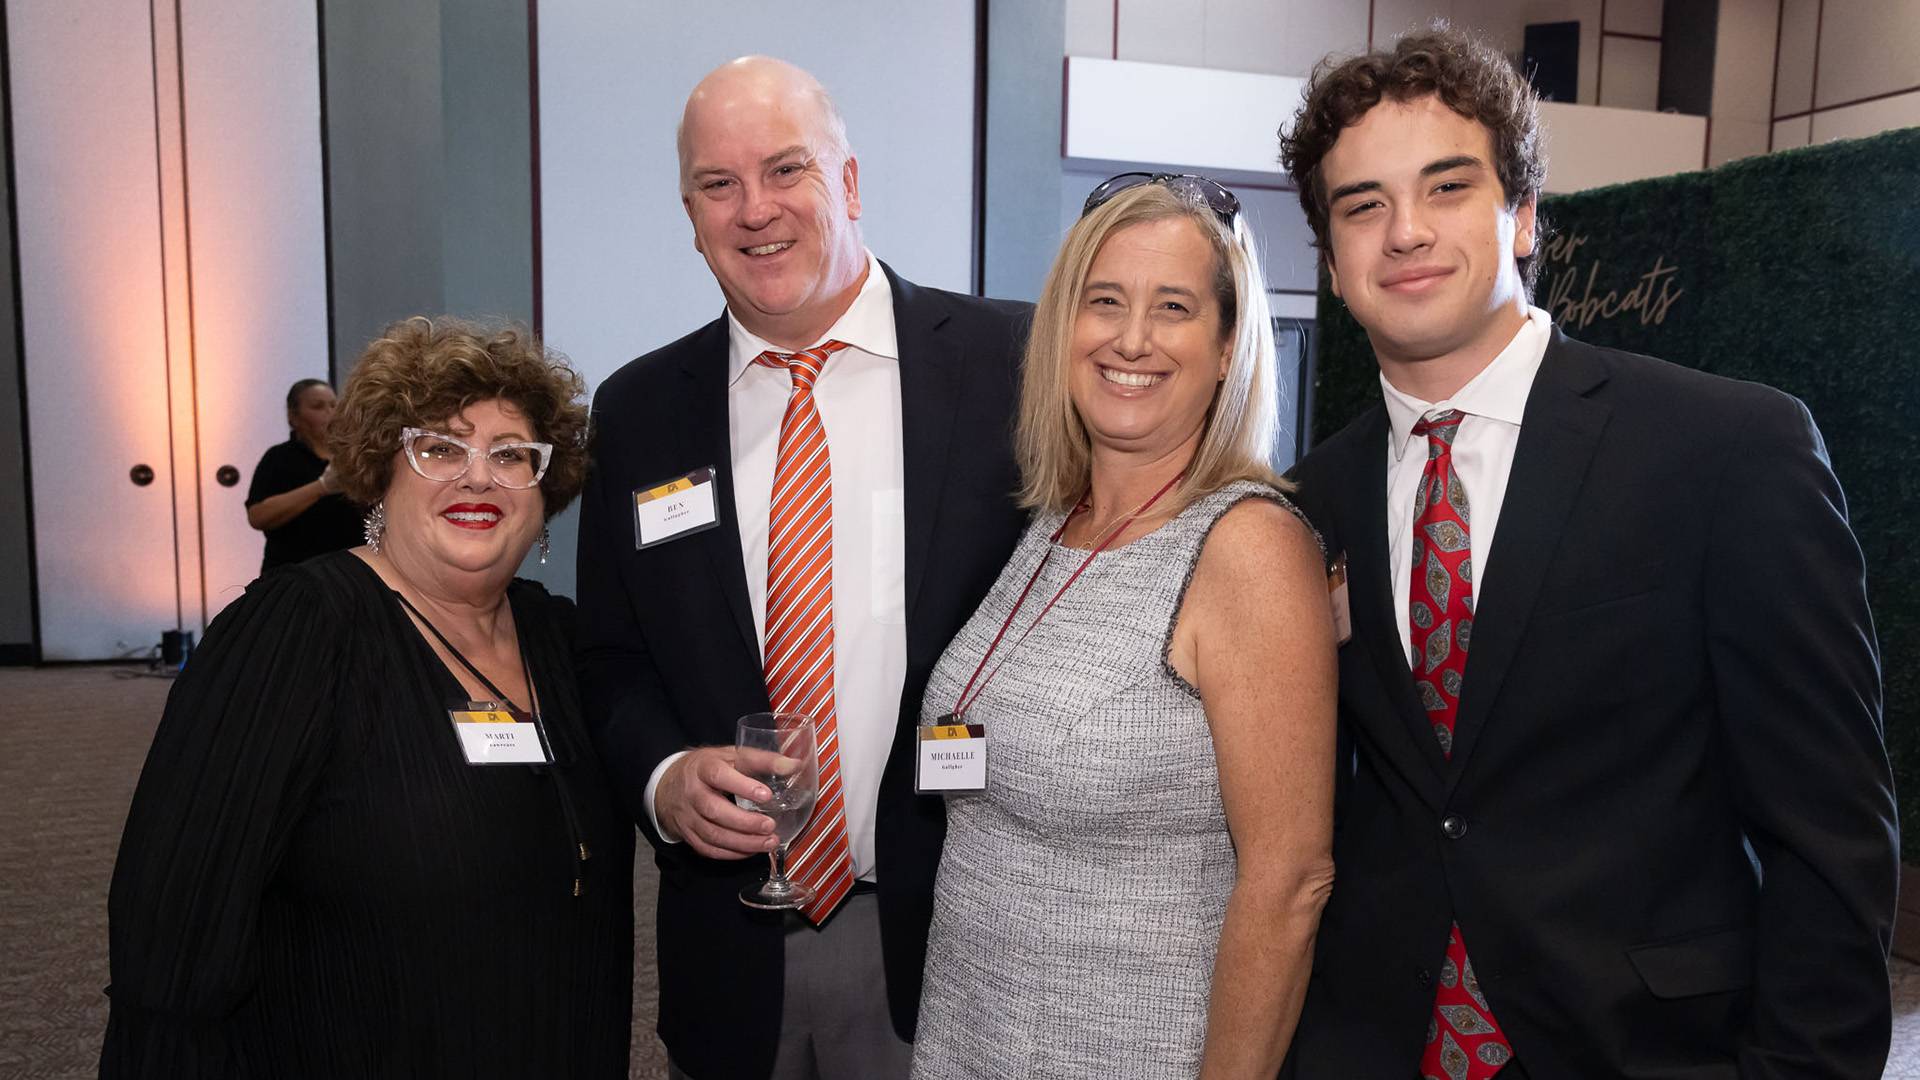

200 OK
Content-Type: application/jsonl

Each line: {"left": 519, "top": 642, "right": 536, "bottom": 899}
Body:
{"left": 576, "top": 264, "right": 1030, "bottom": 1080}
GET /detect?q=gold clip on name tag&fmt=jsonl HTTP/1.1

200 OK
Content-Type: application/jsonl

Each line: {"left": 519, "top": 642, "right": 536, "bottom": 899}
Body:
{"left": 633, "top": 466, "right": 720, "bottom": 549}
{"left": 915, "top": 720, "right": 987, "bottom": 793}
{"left": 447, "top": 708, "right": 552, "bottom": 766}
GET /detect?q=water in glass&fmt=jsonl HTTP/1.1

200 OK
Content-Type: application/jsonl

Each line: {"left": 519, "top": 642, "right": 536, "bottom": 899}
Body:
{"left": 734, "top": 712, "right": 820, "bottom": 910}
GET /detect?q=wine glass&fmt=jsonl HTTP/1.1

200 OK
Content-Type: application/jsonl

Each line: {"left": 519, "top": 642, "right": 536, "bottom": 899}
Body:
{"left": 734, "top": 712, "right": 820, "bottom": 910}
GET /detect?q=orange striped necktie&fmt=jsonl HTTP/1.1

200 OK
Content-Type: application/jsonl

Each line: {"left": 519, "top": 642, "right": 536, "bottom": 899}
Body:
{"left": 753, "top": 341, "right": 855, "bottom": 924}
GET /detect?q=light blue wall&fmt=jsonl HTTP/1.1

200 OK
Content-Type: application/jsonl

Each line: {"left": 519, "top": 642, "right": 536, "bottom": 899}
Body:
{"left": 323, "top": 0, "right": 534, "bottom": 370}
{"left": 322, "top": 0, "right": 447, "bottom": 374}
{"left": 983, "top": 0, "right": 1067, "bottom": 302}
{"left": 440, "top": 0, "right": 534, "bottom": 328}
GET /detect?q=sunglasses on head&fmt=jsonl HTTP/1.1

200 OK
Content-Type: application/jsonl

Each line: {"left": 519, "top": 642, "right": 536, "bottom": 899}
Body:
{"left": 1081, "top": 172, "right": 1241, "bottom": 228}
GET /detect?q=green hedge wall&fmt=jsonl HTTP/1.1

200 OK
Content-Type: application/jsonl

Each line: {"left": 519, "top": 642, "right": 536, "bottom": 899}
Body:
{"left": 1310, "top": 127, "right": 1920, "bottom": 859}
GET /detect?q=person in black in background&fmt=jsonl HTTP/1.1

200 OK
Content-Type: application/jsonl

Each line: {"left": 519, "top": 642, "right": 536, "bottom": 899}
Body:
{"left": 245, "top": 378, "right": 363, "bottom": 571}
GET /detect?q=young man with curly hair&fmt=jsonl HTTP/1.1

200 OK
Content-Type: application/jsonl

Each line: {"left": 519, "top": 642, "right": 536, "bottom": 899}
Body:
{"left": 1281, "top": 26, "right": 1894, "bottom": 1080}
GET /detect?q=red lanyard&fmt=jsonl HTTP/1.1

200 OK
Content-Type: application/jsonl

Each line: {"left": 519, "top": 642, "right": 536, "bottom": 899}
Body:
{"left": 950, "top": 471, "right": 1183, "bottom": 720}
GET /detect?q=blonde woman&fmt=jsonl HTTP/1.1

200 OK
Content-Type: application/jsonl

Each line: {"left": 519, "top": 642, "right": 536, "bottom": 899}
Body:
{"left": 910, "top": 176, "right": 1338, "bottom": 1079}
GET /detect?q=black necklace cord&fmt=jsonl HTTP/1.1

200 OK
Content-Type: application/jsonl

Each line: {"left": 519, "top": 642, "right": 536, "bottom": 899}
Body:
{"left": 391, "top": 590, "right": 536, "bottom": 716}
{"left": 391, "top": 588, "right": 592, "bottom": 896}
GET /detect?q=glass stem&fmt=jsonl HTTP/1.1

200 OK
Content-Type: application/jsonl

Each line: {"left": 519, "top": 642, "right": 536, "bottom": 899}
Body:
{"left": 767, "top": 846, "right": 788, "bottom": 886}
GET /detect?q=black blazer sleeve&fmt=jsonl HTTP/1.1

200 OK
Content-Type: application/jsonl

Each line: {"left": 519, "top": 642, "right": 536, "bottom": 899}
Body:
{"left": 574, "top": 394, "right": 683, "bottom": 846}
{"left": 1706, "top": 390, "right": 1895, "bottom": 1076}
{"left": 101, "top": 571, "right": 344, "bottom": 1078}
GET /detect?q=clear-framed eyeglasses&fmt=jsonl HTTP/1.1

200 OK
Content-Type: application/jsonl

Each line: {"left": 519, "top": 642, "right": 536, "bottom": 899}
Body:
{"left": 400, "top": 427, "right": 553, "bottom": 490}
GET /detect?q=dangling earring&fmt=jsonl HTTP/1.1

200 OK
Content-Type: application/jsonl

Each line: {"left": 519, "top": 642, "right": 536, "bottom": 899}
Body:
{"left": 363, "top": 501, "right": 387, "bottom": 554}
{"left": 538, "top": 524, "right": 551, "bottom": 565}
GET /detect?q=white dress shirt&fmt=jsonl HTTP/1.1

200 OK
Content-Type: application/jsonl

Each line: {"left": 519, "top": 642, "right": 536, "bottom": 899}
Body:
{"left": 645, "top": 251, "right": 907, "bottom": 881}
{"left": 1382, "top": 306, "right": 1551, "bottom": 665}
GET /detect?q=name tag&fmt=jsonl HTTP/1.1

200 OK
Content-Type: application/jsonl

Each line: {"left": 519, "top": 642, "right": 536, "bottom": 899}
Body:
{"left": 633, "top": 467, "right": 720, "bottom": 549}
{"left": 915, "top": 719, "right": 987, "bottom": 793}
{"left": 1328, "top": 551, "right": 1352, "bottom": 646}
{"left": 448, "top": 707, "right": 553, "bottom": 766}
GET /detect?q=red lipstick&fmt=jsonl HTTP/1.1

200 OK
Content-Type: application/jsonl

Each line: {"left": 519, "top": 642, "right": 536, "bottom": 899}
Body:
{"left": 441, "top": 503, "right": 504, "bottom": 530}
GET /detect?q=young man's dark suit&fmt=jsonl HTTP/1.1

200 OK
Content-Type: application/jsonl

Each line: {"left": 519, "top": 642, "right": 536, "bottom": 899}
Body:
{"left": 576, "top": 264, "right": 1030, "bottom": 1080}
{"left": 1286, "top": 328, "right": 1896, "bottom": 1078}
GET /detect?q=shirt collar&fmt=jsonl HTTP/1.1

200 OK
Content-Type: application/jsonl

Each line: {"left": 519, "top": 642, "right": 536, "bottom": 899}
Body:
{"left": 726, "top": 250, "right": 897, "bottom": 386}
{"left": 1381, "top": 305, "right": 1552, "bottom": 462}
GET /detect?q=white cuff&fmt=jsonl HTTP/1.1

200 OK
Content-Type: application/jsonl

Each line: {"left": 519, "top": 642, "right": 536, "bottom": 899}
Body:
{"left": 644, "top": 750, "right": 690, "bottom": 844}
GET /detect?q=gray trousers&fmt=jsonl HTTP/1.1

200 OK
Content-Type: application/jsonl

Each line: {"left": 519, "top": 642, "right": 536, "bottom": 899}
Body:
{"left": 669, "top": 892, "right": 912, "bottom": 1080}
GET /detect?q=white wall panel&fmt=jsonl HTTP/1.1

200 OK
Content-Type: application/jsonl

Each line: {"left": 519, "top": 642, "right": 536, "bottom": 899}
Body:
{"left": 1814, "top": 0, "right": 1920, "bottom": 110}
{"left": 180, "top": 0, "right": 329, "bottom": 614}
{"left": 1064, "top": 58, "right": 1306, "bottom": 174}
{"left": 1270, "top": 293, "right": 1317, "bottom": 319}
{"left": 1773, "top": 0, "right": 1819, "bottom": 118}
{"left": 149, "top": 0, "right": 205, "bottom": 642}
{"left": 1712, "top": 0, "right": 1779, "bottom": 123}
{"left": 1709, "top": 118, "right": 1770, "bottom": 166}
{"left": 1116, "top": 0, "right": 1207, "bottom": 69}
{"left": 537, "top": 2, "right": 976, "bottom": 394}
{"left": 1065, "top": 57, "right": 1701, "bottom": 195}
{"left": 1538, "top": 100, "right": 1705, "bottom": 191}
{"left": 1083, "top": 0, "right": 1367, "bottom": 76}
{"left": 1772, "top": 116, "right": 1813, "bottom": 150}
{"left": 9, "top": 0, "right": 182, "bottom": 660}
{"left": 1075, "top": 0, "right": 1121, "bottom": 55}
{"left": 1267, "top": 0, "right": 1368, "bottom": 77}
{"left": 1811, "top": 88, "right": 1920, "bottom": 144}
{"left": 1368, "top": 0, "right": 1435, "bottom": 47}
{"left": 1598, "top": 36, "right": 1659, "bottom": 111}
{"left": 10, "top": 0, "right": 331, "bottom": 657}
{"left": 1603, "top": 0, "right": 1662, "bottom": 36}
{"left": 1065, "top": 0, "right": 1116, "bottom": 56}
{"left": 1375, "top": 0, "right": 1529, "bottom": 54}
{"left": 1703, "top": 0, "right": 1779, "bottom": 164}
{"left": 1200, "top": 0, "right": 1291, "bottom": 76}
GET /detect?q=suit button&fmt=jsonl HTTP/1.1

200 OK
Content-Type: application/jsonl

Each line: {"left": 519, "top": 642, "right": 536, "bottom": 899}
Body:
{"left": 1416, "top": 968, "right": 1433, "bottom": 988}
{"left": 1441, "top": 815, "right": 1468, "bottom": 840}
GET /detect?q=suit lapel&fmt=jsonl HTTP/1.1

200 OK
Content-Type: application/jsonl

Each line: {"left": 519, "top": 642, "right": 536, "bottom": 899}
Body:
{"left": 675, "top": 318, "right": 761, "bottom": 663}
{"left": 886, "top": 264, "right": 962, "bottom": 626}
{"left": 1332, "top": 406, "right": 1452, "bottom": 797}
{"left": 1445, "top": 332, "right": 1611, "bottom": 787}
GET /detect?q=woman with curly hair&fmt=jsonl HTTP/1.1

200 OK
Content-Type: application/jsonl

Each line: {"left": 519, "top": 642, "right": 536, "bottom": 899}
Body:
{"left": 102, "top": 317, "right": 632, "bottom": 1078}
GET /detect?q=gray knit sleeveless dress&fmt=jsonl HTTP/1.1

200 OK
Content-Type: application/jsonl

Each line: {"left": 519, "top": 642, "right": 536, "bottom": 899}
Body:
{"left": 910, "top": 480, "right": 1307, "bottom": 1080}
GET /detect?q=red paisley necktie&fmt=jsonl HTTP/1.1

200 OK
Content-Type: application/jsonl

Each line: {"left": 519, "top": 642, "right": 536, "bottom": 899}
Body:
{"left": 755, "top": 341, "right": 855, "bottom": 925}
{"left": 1410, "top": 410, "right": 1514, "bottom": 1080}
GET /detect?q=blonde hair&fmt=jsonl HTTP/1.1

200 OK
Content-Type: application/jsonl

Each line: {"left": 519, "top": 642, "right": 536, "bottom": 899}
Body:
{"left": 1016, "top": 182, "right": 1286, "bottom": 514}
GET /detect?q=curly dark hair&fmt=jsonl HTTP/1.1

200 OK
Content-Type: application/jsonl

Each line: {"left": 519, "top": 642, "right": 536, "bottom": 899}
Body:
{"left": 1280, "top": 25, "right": 1548, "bottom": 291}
{"left": 330, "top": 316, "right": 590, "bottom": 518}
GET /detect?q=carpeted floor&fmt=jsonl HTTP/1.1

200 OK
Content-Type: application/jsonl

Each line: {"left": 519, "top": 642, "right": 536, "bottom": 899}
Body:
{"left": 0, "top": 664, "right": 668, "bottom": 1080}
{"left": 6, "top": 663, "right": 1920, "bottom": 1078}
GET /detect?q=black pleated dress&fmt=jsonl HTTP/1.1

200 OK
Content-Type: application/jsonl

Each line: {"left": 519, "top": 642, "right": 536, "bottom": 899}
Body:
{"left": 101, "top": 551, "right": 634, "bottom": 1078}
